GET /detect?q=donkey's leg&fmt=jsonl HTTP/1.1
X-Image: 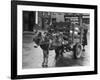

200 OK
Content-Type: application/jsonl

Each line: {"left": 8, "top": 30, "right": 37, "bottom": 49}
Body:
{"left": 42, "top": 50, "right": 49, "bottom": 67}
{"left": 55, "top": 47, "right": 63, "bottom": 61}
{"left": 54, "top": 48, "right": 60, "bottom": 67}
{"left": 55, "top": 49, "right": 60, "bottom": 61}
{"left": 60, "top": 46, "right": 64, "bottom": 57}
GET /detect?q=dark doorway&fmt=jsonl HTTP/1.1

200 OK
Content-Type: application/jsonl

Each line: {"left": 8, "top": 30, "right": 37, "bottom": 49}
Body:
{"left": 23, "top": 11, "right": 36, "bottom": 31}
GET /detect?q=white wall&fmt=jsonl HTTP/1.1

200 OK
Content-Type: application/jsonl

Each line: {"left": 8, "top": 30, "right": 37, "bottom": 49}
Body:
{"left": 0, "top": 0, "right": 99, "bottom": 80}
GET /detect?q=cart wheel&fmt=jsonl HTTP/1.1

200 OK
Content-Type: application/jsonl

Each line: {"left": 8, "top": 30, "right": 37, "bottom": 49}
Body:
{"left": 73, "top": 43, "right": 82, "bottom": 59}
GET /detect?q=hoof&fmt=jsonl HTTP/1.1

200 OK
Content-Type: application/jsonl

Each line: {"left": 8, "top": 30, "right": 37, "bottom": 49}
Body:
{"left": 34, "top": 46, "right": 38, "bottom": 48}
{"left": 42, "top": 64, "right": 48, "bottom": 68}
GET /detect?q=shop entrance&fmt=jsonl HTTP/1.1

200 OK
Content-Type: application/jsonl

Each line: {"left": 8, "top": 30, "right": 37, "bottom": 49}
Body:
{"left": 23, "top": 11, "right": 36, "bottom": 31}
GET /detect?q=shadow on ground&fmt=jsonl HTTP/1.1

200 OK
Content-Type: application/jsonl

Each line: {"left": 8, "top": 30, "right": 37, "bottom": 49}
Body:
{"left": 56, "top": 54, "right": 88, "bottom": 67}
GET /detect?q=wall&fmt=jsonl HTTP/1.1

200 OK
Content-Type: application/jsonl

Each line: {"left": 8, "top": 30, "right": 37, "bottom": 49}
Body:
{"left": 0, "top": 0, "right": 99, "bottom": 80}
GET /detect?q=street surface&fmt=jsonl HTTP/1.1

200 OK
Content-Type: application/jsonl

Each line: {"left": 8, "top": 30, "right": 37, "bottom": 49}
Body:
{"left": 22, "top": 32, "right": 90, "bottom": 69}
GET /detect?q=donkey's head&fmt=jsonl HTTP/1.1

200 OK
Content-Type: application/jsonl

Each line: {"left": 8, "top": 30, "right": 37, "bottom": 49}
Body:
{"left": 33, "top": 32, "right": 43, "bottom": 48}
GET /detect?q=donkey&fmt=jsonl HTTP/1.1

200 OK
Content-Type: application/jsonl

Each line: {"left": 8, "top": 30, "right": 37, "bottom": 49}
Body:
{"left": 33, "top": 31, "right": 65, "bottom": 67}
